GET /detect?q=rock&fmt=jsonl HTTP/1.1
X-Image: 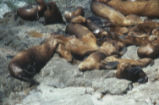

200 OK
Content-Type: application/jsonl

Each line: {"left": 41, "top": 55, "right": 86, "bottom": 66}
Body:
{"left": 17, "top": 85, "right": 95, "bottom": 105}
{"left": 92, "top": 78, "right": 132, "bottom": 95}
{"left": 1, "top": 0, "right": 159, "bottom": 105}
{"left": 0, "top": 3, "right": 11, "bottom": 18}
{"left": 122, "top": 45, "right": 139, "bottom": 60}
{"left": 35, "top": 56, "right": 116, "bottom": 88}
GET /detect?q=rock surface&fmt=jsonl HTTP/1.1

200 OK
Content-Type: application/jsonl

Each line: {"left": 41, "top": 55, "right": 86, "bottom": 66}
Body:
{"left": 0, "top": 0, "right": 159, "bottom": 105}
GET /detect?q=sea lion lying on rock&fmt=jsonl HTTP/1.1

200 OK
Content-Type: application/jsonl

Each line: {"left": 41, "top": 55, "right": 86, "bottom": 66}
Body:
{"left": 17, "top": 0, "right": 64, "bottom": 24}
{"left": 79, "top": 54, "right": 151, "bottom": 83}
{"left": 91, "top": 1, "right": 143, "bottom": 26}
{"left": 97, "top": 0, "right": 159, "bottom": 18}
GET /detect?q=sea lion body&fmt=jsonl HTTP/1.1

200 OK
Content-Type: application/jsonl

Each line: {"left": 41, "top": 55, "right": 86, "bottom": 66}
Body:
{"left": 44, "top": 2, "right": 64, "bottom": 24}
{"left": 107, "top": 0, "right": 159, "bottom": 17}
{"left": 17, "top": 5, "right": 39, "bottom": 21}
{"left": 8, "top": 37, "right": 58, "bottom": 83}
{"left": 91, "top": 1, "right": 143, "bottom": 26}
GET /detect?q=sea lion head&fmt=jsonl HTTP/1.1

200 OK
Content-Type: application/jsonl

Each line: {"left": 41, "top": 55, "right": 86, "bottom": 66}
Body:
{"left": 116, "top": 63, "right": 148, "bottom": 83}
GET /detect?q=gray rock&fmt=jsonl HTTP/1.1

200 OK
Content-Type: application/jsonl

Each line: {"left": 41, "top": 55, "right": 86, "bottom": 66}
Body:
{"left": 35, "top": 56, "right": 116, "bottom": 88}
{"left": 17, "top": 86, "right": 95, "bottom": 105}
{"left": 92, "top": 78, "right": 132, "bottom": 95}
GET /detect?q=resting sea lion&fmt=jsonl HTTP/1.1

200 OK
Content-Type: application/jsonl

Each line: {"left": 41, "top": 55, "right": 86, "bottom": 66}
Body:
{"left": 137, "top": 43, "right": 159, "bottom": 58}
{"left": 91, "top": 1, "right": 143, "bottom": 26}
{"left": 17, "top": 5, "right": 39, "bottom": 21}
{"left": 66, "top": 23, "right": 98, "bottom": 49}
{"left": 104, "top": 0, "right": 159, "bottom": 18}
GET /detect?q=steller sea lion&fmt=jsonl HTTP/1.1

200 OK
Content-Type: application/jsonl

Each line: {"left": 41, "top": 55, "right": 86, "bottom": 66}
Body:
{"left": 105, "top": 0, "right": 159, "bottom": 18}
{"left": 44, "top": 2, "right": 64, "bottom": 24}
{"left": 17, "top": 5, "right": 39, "bottom": 21}
{"left": 36, "top": 0, "right": 47, "bottom": 17}
{"left": 8, "top": 35, "right": 59, "bottom": 84}
{"left": 91, "top": 1, "right": 143, "bottom": 26}
{"left": 116, "top": 63, "right": 148, "bottom": 83}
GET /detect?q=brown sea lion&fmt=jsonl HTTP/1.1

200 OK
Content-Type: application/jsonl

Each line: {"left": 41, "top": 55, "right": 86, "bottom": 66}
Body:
{"left": 64, "top": 7, "right": 85, "bottom": 22}
{"left": 131, "top": 21, "right": 159, "bottom": 34}
{"left": 91, "top": 1, "right": 143, "bottom": 26}
{"left": 103, "top": 56, "right": 152, "bottom": 67}
{"left": 44, "top": 2, "right": 64, "bottom": 24}
{"left": 78, "top": 51, "right": 106, "bottom": 70}
{"left": 8, "top": 35, "right": 59, "bottom": 84}
{"left": 66, "top": 23, "right": 98, "bottom": 49}
{"left": 17, "top": 5, "right": 39, "bottom": 21}
{"left": 8, "top": 32, "right": 101, "bottom": 84}
{"left": 137, "top": 43, "right": 159, "bottom": 58}
{"left": 105, "top": 0, "right": 159, "bottom": 18}
{"left": 79, "top": 54, "right": 150, "bottom": 83}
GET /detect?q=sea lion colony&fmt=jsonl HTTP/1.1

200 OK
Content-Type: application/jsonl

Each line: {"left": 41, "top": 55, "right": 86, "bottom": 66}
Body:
{"left": 9, "top": 0, "right": 159, "bottom": 85}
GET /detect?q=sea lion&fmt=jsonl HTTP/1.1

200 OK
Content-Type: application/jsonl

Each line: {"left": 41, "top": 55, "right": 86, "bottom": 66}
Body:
{"left": 78, "top": 51, "right": 106, "bottom": 70}
{"left": 91, "top": 1, "right": 143, "bottom": 26}
{"left": 86, "top": 19, "right": 108, "bottom": 39}
{"left": 137, "top": 43, "right": 159, "bottom": 58}
{"left": 8, "top": 35, "right": 59, "bottom": 84}
{"left": 104, "top": 0, "right": 159, "bottom": 18}
{"left": 44, "top": 2, "right": 64, "bottom": 24}
{"left": 66, "top": 23, "right": 98, "bottom": 49}
{"left": 36, "top": 0, "right": 47, "bottom": 17}
{"left": 102, "top": 56, "right": 152, "bottom": 67}
{"left": 64, "top": 7, "right": 85, "bottom": 22}
{"left": 8, "top": 32, "right": 101, "bottom": 84}
{"left": 116, "top": 63, "right": 148, "bottom": 83}
{"left": 17, "top": 5, "right": 39, "bottom": 21}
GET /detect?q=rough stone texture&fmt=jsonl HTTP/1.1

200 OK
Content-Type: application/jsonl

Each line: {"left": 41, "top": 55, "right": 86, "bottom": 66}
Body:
{"left": 0, "top": 0, "right": 159, "bottom": 105}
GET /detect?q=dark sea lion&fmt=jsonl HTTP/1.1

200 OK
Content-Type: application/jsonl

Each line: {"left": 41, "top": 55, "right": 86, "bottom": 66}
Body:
{"left": 17, "top": 5, "right": 39, "bottom": 21}
{"left": 8, "top": 35, "right": 59, "bottom": 84}
{"left": 116, "top": 63, "right": 148, "bottom": 83}
{"left": 36, "top": 0, "right": 47, "bottom": 17}
{"left": 44, "top": 2, "right": 64, "bottom": 24}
